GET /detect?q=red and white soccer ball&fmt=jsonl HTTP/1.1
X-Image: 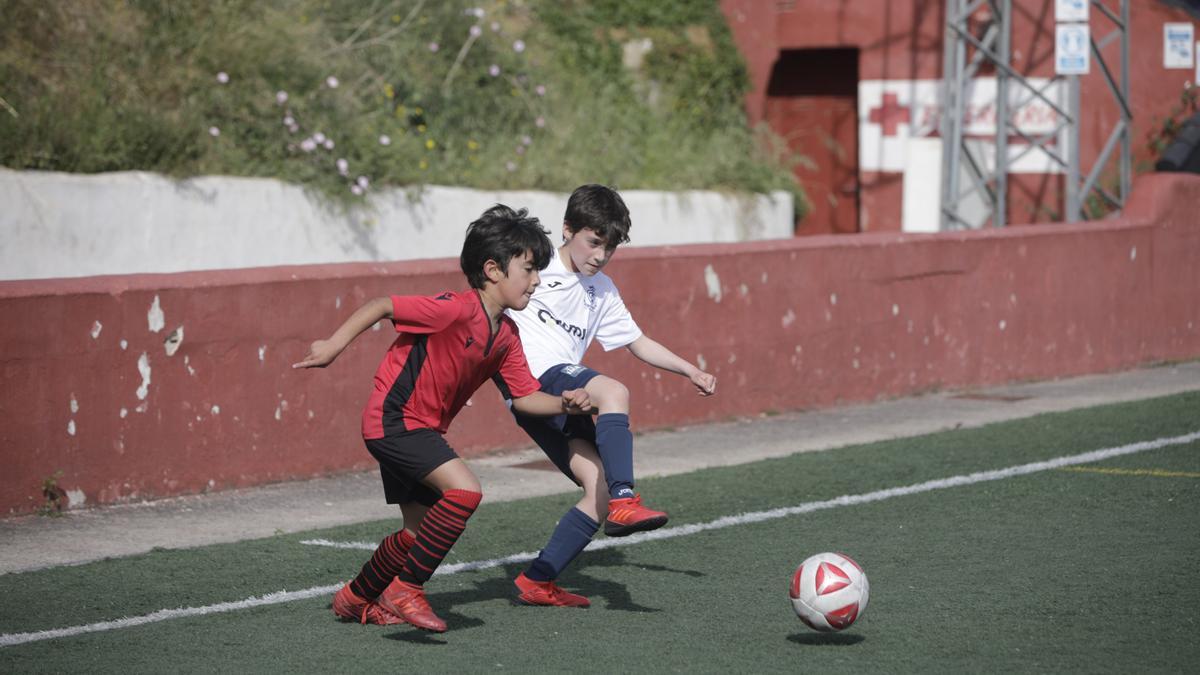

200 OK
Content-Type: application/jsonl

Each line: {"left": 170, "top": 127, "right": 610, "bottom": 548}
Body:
{"left": 789, "top": 552, "right": 869, "bottom": 631}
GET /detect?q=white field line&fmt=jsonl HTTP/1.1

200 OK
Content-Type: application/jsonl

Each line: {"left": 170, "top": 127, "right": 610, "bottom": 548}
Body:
{"left": 3, "top": 430, "right": 1197, "bottom": 649}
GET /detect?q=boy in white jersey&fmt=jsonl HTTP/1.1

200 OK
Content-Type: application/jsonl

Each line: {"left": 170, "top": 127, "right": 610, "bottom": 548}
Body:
{"left": 505, "top": 184, "right": 717, "bottom": 607}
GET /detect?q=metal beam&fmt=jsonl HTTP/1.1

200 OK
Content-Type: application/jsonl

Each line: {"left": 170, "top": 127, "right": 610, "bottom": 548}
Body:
{"left": 940, "top": 0, "right": 1131, "bottom": 229}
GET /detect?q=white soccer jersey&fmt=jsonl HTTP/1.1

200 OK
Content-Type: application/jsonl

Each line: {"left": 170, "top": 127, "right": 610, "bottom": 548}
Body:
{"left": 506, "top": 251, "right": 642, "bottom": 377}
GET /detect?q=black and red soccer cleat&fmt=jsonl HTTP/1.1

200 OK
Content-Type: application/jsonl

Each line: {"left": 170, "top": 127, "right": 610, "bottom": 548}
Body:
{"left": 514, "top": 572, "right": 591, "bottom": 608}
{"left": 378, "top": 578, "right": 447, "bottom": 632}
{"left": 331, "top": 583, "right": 405, "bottom": 625}
{"left": 603, "top": 494, "right": 668, "bottom": 537}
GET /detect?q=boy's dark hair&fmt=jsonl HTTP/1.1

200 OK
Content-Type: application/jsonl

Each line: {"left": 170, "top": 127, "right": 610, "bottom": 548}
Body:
{"left": 460, "top": 204, "right": 553, "bottom": 289}
{"left": 563, "top": 184, "right": 631, "bottom": 247}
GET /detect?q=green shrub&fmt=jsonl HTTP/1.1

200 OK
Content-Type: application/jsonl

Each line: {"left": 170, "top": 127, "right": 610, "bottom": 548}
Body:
{"left": 0, "top": 0, "right": 804, "bottom": 214}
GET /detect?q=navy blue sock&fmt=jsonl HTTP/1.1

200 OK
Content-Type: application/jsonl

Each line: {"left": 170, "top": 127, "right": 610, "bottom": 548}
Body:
{"left": 595, "top": 413, "right": 635, "bottom": 499}
{"left": 526, "top": 507, "right": 600, "bottom": 581}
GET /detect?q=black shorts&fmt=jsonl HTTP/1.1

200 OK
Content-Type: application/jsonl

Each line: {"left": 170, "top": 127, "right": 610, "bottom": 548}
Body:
{"left": 512, "top": 363, "right": 601, "bottom": 485}
{"left": 365, "top": 428, "right": 458, "bottom": 507}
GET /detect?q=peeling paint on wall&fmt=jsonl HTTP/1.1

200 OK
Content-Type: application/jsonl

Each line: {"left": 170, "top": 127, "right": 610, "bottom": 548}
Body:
{"left": 781, "top": 309, "right": 796, "bottom": 327}
{"left": 120, "top": 339, "right": 128, "bottom": 350}
{"left": 211, "top": 405, "right": 221, "bottom": 415}
{"left": 258, "top": 345, "right": 267, "bottom": 361}
{"left": 66, "top": 489, "right": 86, "bottom": 508}
{"left": 147, "top": 296, "right": 165, "bottom": 333}
{"left": 164, "top": 326, "right": 184, "bottom": 356}
{"left": 136, "top": 352, "right": 151, "bottom": 400}
{"left": 120, "top": 408, "right": 128, "bottom": 419}
{"left": 704, "top": 265, "right": 722, "bottom": 302}
{"left": 697, "top": 354, "right": 707, "bottom": 370}
{"left": 70, "top": 395, "right": 79, "bottom": 414}
{"left": 67, "top": 420, "right": 76, "bottom": 436}
{"left": 91, "top": 321, "right": 102, "bottom": 339}
{"left": 1130, "top": 246, "right": 1137, "bottom": 261}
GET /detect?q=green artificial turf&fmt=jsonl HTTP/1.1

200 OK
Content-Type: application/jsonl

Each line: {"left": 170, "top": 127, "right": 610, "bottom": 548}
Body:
{"left": 1, "top": 392, "right": 1197, "bottom": 672}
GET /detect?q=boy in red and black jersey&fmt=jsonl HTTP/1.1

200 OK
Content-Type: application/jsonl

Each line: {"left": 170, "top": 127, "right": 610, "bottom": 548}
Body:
{"left": 294, "top": 205, "right": 591, "bottom": 633}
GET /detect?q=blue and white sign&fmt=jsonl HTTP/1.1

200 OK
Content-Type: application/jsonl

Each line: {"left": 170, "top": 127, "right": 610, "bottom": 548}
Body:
{"left": 1055, "top": 0, "right": 1088, "bottom": 23}
{"left": 1163, "top": 23, "right": 1194, "bottom": 69}
{"left": 1056, "top": 23, "right": 1090, "bottom": 75}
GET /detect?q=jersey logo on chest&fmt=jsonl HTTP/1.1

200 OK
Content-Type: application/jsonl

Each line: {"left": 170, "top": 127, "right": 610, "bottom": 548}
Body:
{"left": 536, "top": 308, "right": 585, "bottom": 341}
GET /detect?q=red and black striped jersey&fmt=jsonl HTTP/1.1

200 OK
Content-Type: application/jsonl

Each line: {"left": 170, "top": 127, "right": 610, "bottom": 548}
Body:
{"left": 361, "top": 290, "right": 540, "bottom": 439}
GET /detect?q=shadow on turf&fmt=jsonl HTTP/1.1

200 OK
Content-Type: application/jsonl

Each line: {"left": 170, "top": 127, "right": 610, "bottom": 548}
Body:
{"left": 368, "top": 548, "right": 701, "bottom": 639}
{"left": 787, "top": 632, "right": 865, "bottom": 647}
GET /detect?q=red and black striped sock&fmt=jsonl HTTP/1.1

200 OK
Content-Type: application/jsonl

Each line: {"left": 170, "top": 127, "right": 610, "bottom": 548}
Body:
{"left": 396, "top": 489, "right": 482, "bottom": 586}
{"left": 350, "top": 528, "right": 415, "bottom": 600}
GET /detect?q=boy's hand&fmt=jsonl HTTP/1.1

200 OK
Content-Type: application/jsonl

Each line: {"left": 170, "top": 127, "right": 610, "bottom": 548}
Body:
{"left": 691, "top": 371, "right": 717, "bottom": 396}
{"left": 560, "top": 388, "right": 593, "bottom": 414}
{"left": 292, "top": 339, "right": 343, "bottom": 369}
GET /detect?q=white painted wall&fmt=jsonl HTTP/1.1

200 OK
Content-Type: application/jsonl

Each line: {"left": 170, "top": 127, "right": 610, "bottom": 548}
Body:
{"left": 0, "top": 169, "right": 793, "bottom": 281}
{"left": 902, "top": 137, "right": 942, "bottom": 233}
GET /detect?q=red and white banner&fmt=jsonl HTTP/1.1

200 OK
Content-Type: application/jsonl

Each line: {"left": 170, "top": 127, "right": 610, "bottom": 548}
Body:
{"left": 858, "top": 78, "right": 1066, "bottom": 174}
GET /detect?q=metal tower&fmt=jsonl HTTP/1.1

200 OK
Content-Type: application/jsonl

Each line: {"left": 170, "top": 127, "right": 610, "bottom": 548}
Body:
{"left": 940, "top": 0, "right": 1131, "bottom": 228}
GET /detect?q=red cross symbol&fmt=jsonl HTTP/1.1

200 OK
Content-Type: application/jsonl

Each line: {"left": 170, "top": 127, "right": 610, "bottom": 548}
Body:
{"left": 868, "top": 92, "right": 911, "bottom": 136}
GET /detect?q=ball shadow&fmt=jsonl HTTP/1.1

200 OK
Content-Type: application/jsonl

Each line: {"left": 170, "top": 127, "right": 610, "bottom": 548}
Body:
{"left": 787, "top": 632, "right": 866, "bottom": 647}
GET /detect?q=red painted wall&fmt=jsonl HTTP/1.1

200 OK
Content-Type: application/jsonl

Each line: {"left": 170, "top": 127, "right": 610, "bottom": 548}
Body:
{"left": 2, "top": 174, "right": 1199, "bottom": 515}
{"left": 722, "top": 0, "right": 1200, "bottom": 230}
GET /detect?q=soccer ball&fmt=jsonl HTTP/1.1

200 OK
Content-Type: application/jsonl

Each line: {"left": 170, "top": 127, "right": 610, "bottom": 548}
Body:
{"left": 789, "top": 552, "right": 869, "bottom": 631}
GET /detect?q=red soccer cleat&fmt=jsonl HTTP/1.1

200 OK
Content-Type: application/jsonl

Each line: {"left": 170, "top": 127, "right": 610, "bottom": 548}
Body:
{"left": 514, "top": 572, "right": 591, "bottom": 608}
{"left": 604, "top": 494, "right": 669, "bottom": 537}
{"left": 331, "top": 583, "right": 404, "bottom": 625}
{"left": 378, "top": 578, "right": 448, "bottom": 632}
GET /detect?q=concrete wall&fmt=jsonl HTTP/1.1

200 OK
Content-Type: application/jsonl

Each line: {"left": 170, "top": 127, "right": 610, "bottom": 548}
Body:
{"left": 0, "top": 169, "right": 793, "bottom": 281}
{"left": 2, "top": 173, "right": 1198, "bottom": 515}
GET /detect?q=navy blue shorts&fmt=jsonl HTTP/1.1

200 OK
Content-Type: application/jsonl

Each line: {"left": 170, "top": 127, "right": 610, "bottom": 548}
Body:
{"left": 364, "top": 428, "right": 456, "bottom": 507}
{"left": 513, "top": 363, "right": 601, "bottom": 484}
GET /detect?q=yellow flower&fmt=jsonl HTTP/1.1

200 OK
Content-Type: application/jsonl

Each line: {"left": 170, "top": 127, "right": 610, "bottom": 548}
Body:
{"left": 425, "top": 139, "right": 436, "bottom": 150}
{"left": 392, "top": 13, "right": 401, "bottom": 23}
{"left": 417, "top": 124, "right": 426, "bottom": 133}
{"left": 414, "top": 107, "right": 424, "bottom": 115}
{"left": 419, "top": 159, "right": 428, "bottom": 170}
{"left": 384, "top": 84, "right": 395, "bottom": 99}
{"left": 467, "top": 139, "right": 479, "bottom": 151}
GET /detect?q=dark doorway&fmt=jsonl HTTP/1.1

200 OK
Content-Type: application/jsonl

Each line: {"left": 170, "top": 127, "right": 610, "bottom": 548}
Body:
{"left": 765, "top": 48, "right": 860, "bottom": 235}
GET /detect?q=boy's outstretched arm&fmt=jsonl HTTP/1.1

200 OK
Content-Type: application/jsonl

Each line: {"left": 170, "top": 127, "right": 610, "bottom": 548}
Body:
{"left": 293, "top": 296, "right": 394, "bottom": 369}
{"left": 511, "top": 389, "right": 593, "bottom": 416}
{"left": 626, "top": 335, "right": 717, "bottom": 396}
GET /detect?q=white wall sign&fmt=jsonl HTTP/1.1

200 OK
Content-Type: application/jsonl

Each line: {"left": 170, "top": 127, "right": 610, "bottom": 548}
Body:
{"left": 1164, "top": 23, "right": 1195, "bottom": 69}
{"left": 1055, "top": 0, "right": 1088, "bottom": 23}
{"left": 858, "top": 78, "right": 1066, "bottom": 175}
{"left": 1056, "top": 23, "right": 1090, "bottom": 75}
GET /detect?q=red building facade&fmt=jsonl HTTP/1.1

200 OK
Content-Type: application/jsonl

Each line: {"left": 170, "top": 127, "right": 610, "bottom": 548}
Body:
{"left": 722, "top": 0, "right": 1200, "bottom": 234}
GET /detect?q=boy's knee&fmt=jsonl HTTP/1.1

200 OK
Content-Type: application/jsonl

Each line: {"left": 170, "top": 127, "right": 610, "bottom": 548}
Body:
{"left": 590, "top": 378, "right": 630, "bottom": 409}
